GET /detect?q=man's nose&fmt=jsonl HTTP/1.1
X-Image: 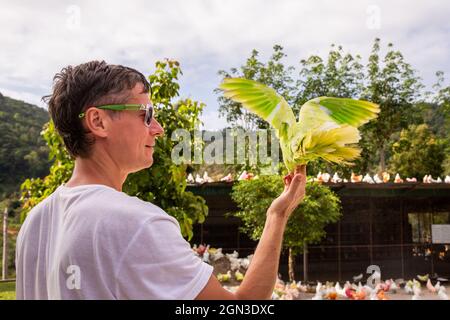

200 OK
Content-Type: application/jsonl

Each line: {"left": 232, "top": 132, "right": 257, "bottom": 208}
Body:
{"left": 150, "top": 119, "right": 164, "bottom": 137}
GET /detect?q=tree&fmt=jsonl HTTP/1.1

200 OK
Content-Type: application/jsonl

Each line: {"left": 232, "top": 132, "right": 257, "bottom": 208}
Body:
{"left": 20, "top": 59, "right": 208, "bottom": 240}
{"left": 0, "top": 94, "right": 50, "bottom": 197}
{"left": 361, "top": 38, "right": 424, "bottom": 173}
{"left": 429, "top": 71, "right": 450, "bottom": 175}
{"left": 389, "top": 124, "right": 446, "bottom": 179}
{"left": 231, "top": 175, "right": 341, "bottom": 282}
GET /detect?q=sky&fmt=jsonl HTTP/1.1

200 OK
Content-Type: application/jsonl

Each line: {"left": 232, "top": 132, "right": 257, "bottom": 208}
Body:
{"left": 0, "top": 0, "right": 449, "bottom": 130}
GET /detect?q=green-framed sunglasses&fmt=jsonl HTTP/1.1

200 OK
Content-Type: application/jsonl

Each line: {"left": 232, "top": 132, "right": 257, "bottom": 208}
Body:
{"left": 78, "top": 103, "right": 154, "bottom": 127}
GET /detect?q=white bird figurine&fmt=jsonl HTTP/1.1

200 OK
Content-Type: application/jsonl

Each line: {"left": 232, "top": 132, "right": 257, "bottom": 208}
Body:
{"left": 363, "top": 173, "right": 375, "bottom": 184}
{"left": 406, "top": 177, "right": 417, "bottom": 182}
{"left": 445, "top": 175, "right": 450, "bottom": 184}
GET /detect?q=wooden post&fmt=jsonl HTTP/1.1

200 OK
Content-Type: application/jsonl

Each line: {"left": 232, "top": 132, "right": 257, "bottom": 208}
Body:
{"left": 303, "top": 243, "right": 308, "bottom": 282}
{"left": 2, "top": 207, "right": 8, "bottom": 280}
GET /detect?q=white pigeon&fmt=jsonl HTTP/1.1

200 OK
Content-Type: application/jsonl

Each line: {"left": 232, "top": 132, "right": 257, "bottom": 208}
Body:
{"left": 373, "top": 174, "right": 383, "bottom": 184}
{"left": 435, "top": 281, "right": 441, "bottom": 292}
{"left": 195, "top": 174, "right": 204, "bottom": 184}
{"left": 370, "top": 290, "right": 378, "bottom": 300}
{"left": 335, "top": 282, "right": 346, "bottom": 298}
{"left": 220, "top": 173, "right": 233, "bottom": 182}
{"left": 438, "top": 287, "right": 449, "bottom": 300}
{"left": 394, "top": 173, "right": 404, "bottom": 183}
{"left": 331, "top": 172, "right": 343, "bottom": 183}
{"left": 363, "top": 173, "right": 375, "bottom": 184}
{"left": 312, "top": 282, "right": 324, "bottom": 300}
{"left": 404, "top": 280, "right": 414, "bottom": 294}
{"left": 445, "top": 175, "right": 450, "bottom": 184}
{"left": 389, "top": 280, "right": 398, "bottom": 293}
{"left": 202, "top": 245, "right": 210, "bottom": 263}
{"left": 240, "top": 254, "right": 253, "bottom": 269}
{"left": 229, "top": 257, "right": 241, "bottom": 271}
{"left": 226, "top": 250, "right": 239, "bottom": 259}
{"left": 238, "top": 170, "right": 248, "bottom": 181}
{"left": 203, "top": 171, "right": 214, "bottom": 183}
{"left": 436, "top": 177, "right": 442, "bottom": 183}
{"left": 322, "top": 173, "right": 331, "bottom": 183}
{"left": 187, "top": 173, "right": 195, "bottom": 183}
{"left": 210, "top": 248, "right": 224, "bottom": 262}
{"left": 412, "top": 286, "right": 422, "bottom": 300}
{"left": 296, "top": 281, "right": 308, "bottom": 293}
{"left": 426, "top": 279, "right": 437, "bottom": 293}
{"left": 314, "top": 172, "right": 324, "bottom": 182}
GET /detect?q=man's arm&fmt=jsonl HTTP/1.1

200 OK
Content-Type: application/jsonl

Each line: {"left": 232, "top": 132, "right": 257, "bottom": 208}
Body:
{"left": 196, "top": 165, "right": 306, "bottom": 300}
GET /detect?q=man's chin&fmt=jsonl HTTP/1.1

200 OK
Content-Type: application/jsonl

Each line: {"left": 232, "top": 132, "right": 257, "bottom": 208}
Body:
{"left": 129, "top": 158, "right": 153, "bottom": 174}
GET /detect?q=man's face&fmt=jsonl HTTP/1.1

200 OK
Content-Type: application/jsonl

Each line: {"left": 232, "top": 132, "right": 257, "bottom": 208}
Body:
{"left": 106, "top": 82, "right": 164, "bottom": 173}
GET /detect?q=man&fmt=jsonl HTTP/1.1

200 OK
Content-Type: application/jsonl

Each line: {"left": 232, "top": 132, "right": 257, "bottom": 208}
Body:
{"left": 16, "top": 60, "right": 306, "bottom": 299}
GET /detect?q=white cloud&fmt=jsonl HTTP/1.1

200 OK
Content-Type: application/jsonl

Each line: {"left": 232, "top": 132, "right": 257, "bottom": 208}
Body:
{"left": 0, "top": 0, "right": 449, "bottom": 129}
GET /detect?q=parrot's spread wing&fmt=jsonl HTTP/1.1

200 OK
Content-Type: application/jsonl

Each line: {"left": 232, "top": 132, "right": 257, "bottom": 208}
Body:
{"left": 219, "top": 78, "right": 296, "bottom": 138}
{"left": 300, "top": 97, "right": 380, "bottom": 128}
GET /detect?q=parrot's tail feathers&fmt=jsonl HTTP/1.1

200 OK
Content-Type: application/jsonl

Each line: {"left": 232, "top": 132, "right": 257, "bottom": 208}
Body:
{"left": 293, "top": 126, "right": 362, "bottom": 165}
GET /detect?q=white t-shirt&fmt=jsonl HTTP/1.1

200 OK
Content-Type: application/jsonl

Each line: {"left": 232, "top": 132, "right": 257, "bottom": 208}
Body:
{"left": 15, "top": 184, "right": 213, "bottom": 300}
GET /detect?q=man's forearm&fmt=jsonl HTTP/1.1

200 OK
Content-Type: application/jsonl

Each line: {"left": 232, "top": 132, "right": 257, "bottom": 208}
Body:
{"left": 235, "top": 212, "right": 288, "bottom": 300}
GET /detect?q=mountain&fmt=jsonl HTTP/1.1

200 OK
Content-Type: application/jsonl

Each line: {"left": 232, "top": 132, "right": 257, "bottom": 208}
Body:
{"left": 0, "top": 92, "right": 50, "bottom": 197}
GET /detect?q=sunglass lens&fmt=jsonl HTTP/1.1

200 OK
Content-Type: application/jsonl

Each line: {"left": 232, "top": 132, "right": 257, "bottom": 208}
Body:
{"left": 145, "top": 104, "right": 153, "bottom": 126}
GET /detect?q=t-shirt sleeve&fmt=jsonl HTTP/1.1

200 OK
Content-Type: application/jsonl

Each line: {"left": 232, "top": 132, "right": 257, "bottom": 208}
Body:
{"left": 114, "top": 215, "right": 213, "bottom": 300}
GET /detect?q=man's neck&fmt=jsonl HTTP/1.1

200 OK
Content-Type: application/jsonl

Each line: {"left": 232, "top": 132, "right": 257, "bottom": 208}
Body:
{"left": 65, "top": 156, "right": 127, "bottom": 192}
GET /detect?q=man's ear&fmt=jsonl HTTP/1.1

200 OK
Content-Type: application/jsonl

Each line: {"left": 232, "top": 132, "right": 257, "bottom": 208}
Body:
{"left": 83, "top": 108, "right": 110, "bottom": 138}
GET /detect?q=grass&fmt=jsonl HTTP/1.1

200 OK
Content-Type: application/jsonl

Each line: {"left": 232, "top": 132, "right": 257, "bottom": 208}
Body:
{"left": 0, "top": 281, "right": 16, "bottom": 300}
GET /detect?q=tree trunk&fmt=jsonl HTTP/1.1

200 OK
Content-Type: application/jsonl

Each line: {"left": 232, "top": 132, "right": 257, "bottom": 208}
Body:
{"left": 303, "top": 243, "right": 308, "bottom": 283}
{"left": 288, "top": 247, "right": 296, "bottom": 282}
{"left": 379, "top": 143, "right": 386, "bottom": 172}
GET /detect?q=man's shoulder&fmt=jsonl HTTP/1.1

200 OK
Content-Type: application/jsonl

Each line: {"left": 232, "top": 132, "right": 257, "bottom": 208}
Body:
{"left": 27, "top": 184, "right": 171, "bottom": 225}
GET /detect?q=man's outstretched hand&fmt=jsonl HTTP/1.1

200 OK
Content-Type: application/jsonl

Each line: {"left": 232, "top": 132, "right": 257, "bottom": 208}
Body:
{"left": 268, "top": 165, "right": 306, "bottom": 220}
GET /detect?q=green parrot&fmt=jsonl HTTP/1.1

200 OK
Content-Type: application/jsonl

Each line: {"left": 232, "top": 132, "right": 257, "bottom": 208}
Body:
{"left": 219, "top": 78, "right": 380, "bottom": 172}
